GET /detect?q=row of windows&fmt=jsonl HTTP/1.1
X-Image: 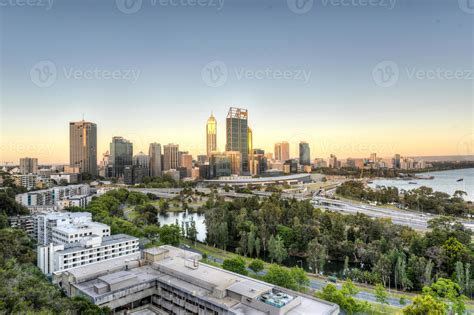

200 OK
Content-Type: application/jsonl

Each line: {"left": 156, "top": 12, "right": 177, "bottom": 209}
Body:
{"left": 63, "top": 243, "right": 138, "bottom": 258}
{"left": 62, "top": 250, "right": 135, "bottom": 269}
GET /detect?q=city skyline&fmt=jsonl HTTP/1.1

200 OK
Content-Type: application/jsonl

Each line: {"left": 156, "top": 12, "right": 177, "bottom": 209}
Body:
{"left": 1, "top": 0, "right": 472, "bottom": 164}
{"left": 1, "top": 109, "right": 473, "bottom": 165}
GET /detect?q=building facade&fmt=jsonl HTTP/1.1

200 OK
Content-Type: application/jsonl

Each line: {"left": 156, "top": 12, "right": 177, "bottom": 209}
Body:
{"left": 206, "top": 113, "right": 217, "bottom": 156}
{"left": 274, "top": 142, "right": 290, "bottom": 162}
{"left": 299, "top": 142, "right": 311, "bottom": 165}
{"left": 69, "top": 121, "right": 98, "bottom": 176}
{"left": 163, "top": 144, "right": 179, "bottom": 171}
{"left": 148, "top": 143, "right": 162, "bottom": 177}
{"left": 38, "top": 234, "right": 139, "bottom": 276}
{"left": 20, "top": 157, "right": 38, "bottom": 174}
{"left": 226, "top": 107, "right": 249, "bottom": 174}
{"left": 110, "top": 137, "right": 133, "bottom": 178}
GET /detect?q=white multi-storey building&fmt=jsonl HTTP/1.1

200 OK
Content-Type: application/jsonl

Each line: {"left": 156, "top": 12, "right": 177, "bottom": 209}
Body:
{"left": 52, "top": 221, "right": 110, "bottom": 244}
{"left": 58, "top": 195, "right": 92, "bottom": 210}
{"left": 34, "top": 212, "right": 95, "bottom": 245}
{"left": 37, "top": 234, "right": 139, "bottom": 276}
{"left": 15, "top": 184, "right": 90, "bottom": 207}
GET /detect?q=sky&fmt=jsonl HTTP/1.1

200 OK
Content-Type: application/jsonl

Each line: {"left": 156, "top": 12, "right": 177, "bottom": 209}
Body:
{"left": 0, "top": 0, "right": 473, "bottom": 164}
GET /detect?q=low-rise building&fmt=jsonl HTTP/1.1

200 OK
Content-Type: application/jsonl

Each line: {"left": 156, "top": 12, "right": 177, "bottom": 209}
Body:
{"left": 38, "top": 234, "right": 139, "bottom": 276}
{"left": 58, "top": 194, "right": 92, "bottom": 210}
{"left": 15, "top": 184, "right": 90, "bottom": 206}
{"left": 58, "top": 245, "right": 339, "bottom": 315}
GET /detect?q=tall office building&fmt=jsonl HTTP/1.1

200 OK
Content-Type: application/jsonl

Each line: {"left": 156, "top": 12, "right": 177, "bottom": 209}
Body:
{"left": 224, "top": 151, "right": 242, "bottom": 175}
{"left": 393, "top": 154, "right": 401, "bottom": 169}
{"left": 148, "top": 143, "right": 162, "bottom": 177}
{"left": 299, "top": 142, "right": 311, "bottom": 165}
{"left": 163, "top": 144, "right": 179, "bottom": 171}
{"left": 328, "top": 154, "right": 338, "bottom": 169}
{"left": 180, "top": 153, "right": 193, "bottom": 178}
{"left": 274, "top": 141, "right": 290, "bottom": 162}
{"left": 19, "top": 157, "right": 38, "bottom": 174}
{"left": 206, "top": 113, "right": 217, "bottom": 156}
{"left": 225, "top": 107, "right": 249, "bottom": 173}
{"left": 133, "top": 152, "right": 150, "bottom": 169}
{"left": 69, "top": 120, "right": 97, "bottom": 175}
{"left": 370, "top": 153, "right": 377, "bottom": 164}
{"left": 248, "top": 127, "right": 254, "bottom": 175}
{"left": 110, "top": 137, "right": 133, "bottom": 177}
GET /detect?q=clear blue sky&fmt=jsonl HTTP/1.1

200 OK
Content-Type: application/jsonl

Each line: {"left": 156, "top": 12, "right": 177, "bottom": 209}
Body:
{"left": 1, "top": 0, "right": 472, "bottom": 163}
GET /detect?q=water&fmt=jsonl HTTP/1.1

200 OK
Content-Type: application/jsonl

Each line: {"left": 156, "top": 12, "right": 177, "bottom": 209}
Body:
{"left": 157, "top": 211, "right": 207, "bottom": 242}
{"left": 368, "top": 168, "right": 474, "bottom": 201}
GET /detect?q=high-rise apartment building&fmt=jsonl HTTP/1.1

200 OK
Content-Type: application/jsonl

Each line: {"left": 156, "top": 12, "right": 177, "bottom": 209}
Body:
{"left": 206, "top": 113, "right": 217, "bottom": 156}
{"left": 19, "top": 157, "right": 38, "bottom": 174}
{"left": 69, "top": 121, "right": 97, "bottom": 175}
{"left": 225, "top": 107, "right": 249, "bottom": 173}
{"left": 148, "top": 143, "right": 162, "bottom": 177}
{"left": 274, "top": 141, "right": 290, "bottom": 161}
{"left": 180, "top": 153, "right": 193, "bottom": 178}
{"left": 110, "top": 137, "right": 133, "bottom": 178}
{"left": 163, "top": 144, "right": 179, "bottom": 171}
{"left": 299, "top": 142, "right": 311, "bottom": 165}
{"left": 328, "top": 154, "right": 338, "bottom": 169}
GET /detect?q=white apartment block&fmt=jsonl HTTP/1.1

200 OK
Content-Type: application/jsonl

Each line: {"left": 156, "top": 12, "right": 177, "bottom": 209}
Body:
{"left": 58, "top": 195, "right": 92, "bottom": 210}
{"left": 52, "top": 221, "right": 110, "bottom": 244}
{"left": 37, "top": 234, "right": 140, "bottom": 276}
{"left": 16, "top": 184, "right": 90, "bottom": 207}
{"left": 34, "top": 212, "right": 95, "bottom": 245}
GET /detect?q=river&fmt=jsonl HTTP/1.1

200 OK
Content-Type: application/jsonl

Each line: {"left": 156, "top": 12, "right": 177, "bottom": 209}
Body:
{"left": 368, "top": 168, "right": 474, "bottom": 201}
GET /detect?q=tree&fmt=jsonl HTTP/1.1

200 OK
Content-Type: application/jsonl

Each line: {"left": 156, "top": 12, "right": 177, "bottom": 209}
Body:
{"left": 222, "top": 257, "right": 248, "bottom": 276}
{"left": 307, "top": 239, "right": 326, "bottom": 274}
{"left": 403, "top": 294, "right": 445, "bottom": 315}
{"left": 187, "top": 217, "right": 198, "bottom": 245}
{"left": 316, "top": 282, "right": 371, "bottom": 314}
{"left": 159, "top": 224, "right": 181, "bottom": 246}
{"left": 248, "top": 259, "right": 264, "bottom": 274}
{"left": 289, "top": 267, "right": 309, "bottom": 290}
{"left": 374, "top": 283, "right": 389, "bottom": 305}
{"left": 267, "top": 235, "right": 287, "bottom": 264}
{"left": 422, "top": 278, "right": 466, "bottom": 315}
{"left": 263, "top": 264, "right": 298, "bottom": 291}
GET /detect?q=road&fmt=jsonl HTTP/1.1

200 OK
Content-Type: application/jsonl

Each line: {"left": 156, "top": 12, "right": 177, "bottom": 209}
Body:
{"left": 313, "top": 196, "right": 474, "bottom": 232}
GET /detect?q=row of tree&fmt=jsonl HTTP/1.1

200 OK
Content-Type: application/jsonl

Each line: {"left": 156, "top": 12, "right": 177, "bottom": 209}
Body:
{"left": 202, "top": 193, "right": 474, "bottom": 296}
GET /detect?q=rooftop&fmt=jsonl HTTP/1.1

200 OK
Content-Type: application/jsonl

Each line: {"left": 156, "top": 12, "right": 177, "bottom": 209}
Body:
{"left": 72, "top": 245, "right": 338, "bottom": 315}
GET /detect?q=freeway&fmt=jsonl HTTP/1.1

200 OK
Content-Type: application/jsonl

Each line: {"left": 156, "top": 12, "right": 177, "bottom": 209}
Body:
{"left": 313, "top": 196, "right": 474, "bottom": 232}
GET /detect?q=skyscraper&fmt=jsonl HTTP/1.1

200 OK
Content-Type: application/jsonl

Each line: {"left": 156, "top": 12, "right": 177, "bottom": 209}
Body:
{"left": 163, "top": 144, "right": 179, "bottom": 171}
{"left": 206, "top": 113, "right": 217, "bottom": 156}
{"left": 19, "top": 157, "right": 38, "bottom": 174}
{"left": 69, "top": 120, "right": 97, "bottom": 175}
{"left": 110, "top": 136, "right": 133, "bottom": 177}
{"left": 148, "top": 143, "right": 162, "bottom": 177}
{"left": 299, "top": 142, "right": 311, "bottom": 165}
{"left": 133, "top": 152, "right": 150, "bottom": 169}
{"left": 274, "top": 141, "right": 289, "bottom": 161}
{"left": 226, "top": 107, "right": 249, "bottom": 173}
{"left": 248, "top": 127, "right": 254, "bottom": 175}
